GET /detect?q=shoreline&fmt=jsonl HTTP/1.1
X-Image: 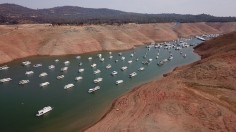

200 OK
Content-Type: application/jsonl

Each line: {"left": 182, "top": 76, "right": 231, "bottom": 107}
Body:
{"left": 1, "top": 22, "right": 236, "bottom": 65}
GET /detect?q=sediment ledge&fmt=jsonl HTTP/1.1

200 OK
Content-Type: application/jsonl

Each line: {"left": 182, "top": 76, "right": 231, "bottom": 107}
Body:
{"left": 1, "top": 22, "right": 236, "bottom": 64}
{"left": 85, "top": 32, "right": 236, "bottom": 131}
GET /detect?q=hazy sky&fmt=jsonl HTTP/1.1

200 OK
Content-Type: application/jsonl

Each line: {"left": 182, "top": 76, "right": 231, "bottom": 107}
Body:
{"left": 0, "top": 0, "right": 236, "bottom": 16}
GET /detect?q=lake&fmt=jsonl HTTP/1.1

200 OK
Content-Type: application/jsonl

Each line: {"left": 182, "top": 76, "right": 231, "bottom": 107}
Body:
{"left": 0, "top": 38, "right": 202, "bottom": 132}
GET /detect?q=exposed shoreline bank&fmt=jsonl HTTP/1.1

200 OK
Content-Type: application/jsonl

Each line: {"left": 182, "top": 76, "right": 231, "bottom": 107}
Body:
{"left": 1, "top": 22, "right": 236, "bottom": 65}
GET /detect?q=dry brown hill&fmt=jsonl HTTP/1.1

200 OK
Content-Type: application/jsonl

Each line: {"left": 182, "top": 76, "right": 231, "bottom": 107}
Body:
{"left": 0, "top": 22, "right": 236, "bottom": 64}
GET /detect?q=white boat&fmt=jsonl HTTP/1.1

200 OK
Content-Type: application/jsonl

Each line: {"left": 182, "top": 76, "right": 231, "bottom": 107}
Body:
{"left": 40, "top": 82, "right": 50, "bottom": 87}
{"left": 156, "top": 56, "right": 159, "bottom": 59}
{"left": 79, "top": 62, "right": 83, "bottom": 66}
{"left": 128, "top": 60, "right": 132, "bottom": 64}
{"left": 36, "top": 106, "right": 53, "bottom": 117}
{"left": 109, "top": 56, "right": 113, "bottom": 59}
{"left": 75, "top": 76, "right": 83, "bottom": 81}
{"left": 54, "top": 59, "right": 59, "bottom": 62}
{"left": 88, "top": 57, "right": 92, "bottom": 60}
{"left": 148, "top": 59, "right": 153, "bottom": 62}
{"left": 94, "top": 69, "right": 101, "bottom": 74}
{"left": 0, "top": 78, "right": 12, "bottom": 83}
{"left": 64, "top": 83, "right": 74, "bottom": 89}
{"left": 61, "top": 67, "right": 68, "bottom": 72}
{"left": 115, "top": 60, "right": 119, "bottom": 63}
{"left": 130, "top": 53, "right": 134, "bottom": 57}
{"left": 94, "top": 78, "right": 103, "bottom": 83}
{"left": 109, "top": 52, "right": 112, "bottom": 54}
{"left": 25, "top": 71, "right": 34, "bottom": 75}
{"left": 88, "top": 86, "right": 100, "bottom": 93}
{"left": 33, "top": 64, "right": 42, "bottom": 68}
{"left": 0, "top": 65, "right": 9, "bottom": 70}
{"left": 118, "top": 52, "right": 122, "bottom": 56}
{"left": 22, "top": 61, "right": 31, "bottom": 66}
{"left": 183, "top": 54, "right": 187, "bottom": 58}
{"left": 138, "top": 67, "right": 145, "bottom": 71}
{"left": 168, "top": 56, "right": 174, "bottom": 60}
{"left": 39, "top": 72, "right": 48, "bottom": 77}
{"left": 116, "top": 80, "right": 124, "bottom": 85}
{"left": 97, "top": 54, "right": 102, "bottom": 58}
{"left": 48, "top": 65, "right": 55, "bottom": 69}
{"left": 78, "top": 68, "right": 85, "bottom": 73}
{"left": 64, "top": 61, "right": 70, "bottom": 65}
{"left": 129, "top": 72, "right": 137, "bottom": 78}
{"left": 19, "top": 80, "right": 29, "bottom": 85}
{"left": 111, "top": 71, "right": 118, "bottom": 76}
{"left": 106, "top": 64, "right": 111, "bottom": 69}
{"left": 91, "top": 63, "right": 97, "bottom": 68}
{"left": 100, "top": 58, "right": 105, "bottom": 62}
{"left": 196, "top": 36, "right": 206, "bottom": 41}
{"left": 57, "top": 75, "right": 64, "bottom": 79}
{"left": 121, "top": 66, "right": 128, "bottom": 71}
{"left": 121, "top": 56, "right": 125, "bottom": 61}
{"left": 76, "top": 56, "right": 81, "bottom": 59}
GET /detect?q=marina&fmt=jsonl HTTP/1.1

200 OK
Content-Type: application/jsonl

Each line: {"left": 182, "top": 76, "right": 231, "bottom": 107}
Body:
{"left": 0, "top": 36, "right": 213, "bottom": 131}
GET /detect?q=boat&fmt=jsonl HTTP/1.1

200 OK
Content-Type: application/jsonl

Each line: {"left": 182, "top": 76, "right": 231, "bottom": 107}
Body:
{"left": 109, "top": 52, "right": 112, "bottom": 54}
{"left": 111, "top": 71, "right": 118, "bottom": 76}
{"left": 121, "top": 66, "right": 128, "bottom": 71}
{"left": 61, "top": 67, "right": 68, "bottom": 72}
{"left": 0, "top": 78, "right": 12, "bottom": 83}
{"left": 57, "top": 75, "right": 64, "bottom": 79}
{"left": 19, "top": 80, "right": 30, "bottom": 85}
{"left": 138, "top": 67, "right": 145, "bottom": 71}
{"left": 64, "top": 61, "right": 70, "bottom": 65}
{"left": 97, "top": 54, "right": 102, "bottom": 58}
{"left": 116, "top": 80, "right": 124, "bottom": 85}
{"left": 0, "top": 65, "right": 9, "bottom": 70}
{"left": 75, "top": 76, "right": 83, "bottom": 81}
{"left": 76, "top": 56, "right": 81, "bottom": 59}
{"left": 78, "top": 68, "right": 85, "bottom": 73}
{"left": 128, "top": 60, "right": 132, "bottom": 64}
{"left": 54, "top": 59, "right": 59, "bottom": 62}
{"left": 136, "top": 58, "right": 139, "bottom": 61}
{"left": 64, "top": 83, "right": 74, "bottom": 89}
{"left": 115, "top": 60, "right": 119, "bottom": 63}
{"left": 129, "top": 72, "right": 137, "bottom": 78}
{"left": 88, "top": 86, "right": 100, "bottom": 93}
{"left": 196, "top": 36, "right": 206, "bottom": 41}
{"left": 168, "top": 56, "right": 174, "bottom": 60}
{"left": 100, "top": 58, "right": 105, "bottom": 62}
{"left": 118, "top": 52, "right": 122, "bottom": 56}
{"left": 156, "top": 56, "right": 159, "bottom": 59}
{"left": 94, "top": 78, "right": 103, "bottom": 83}
{"left": 22, "top": 61, "right": 31, "bottom": 66}
{"left": 79, "top": 62, "right": 83, "bottom": 66}
{"left": 36, "top": 106, "right": 53, "bottom": 117}
{"left": 39, "top": 72, "right": 48, "bottom": 77}
{"left": 25, "top": 71, "right": 34, "bottom": 75}
{"left": 48, "top": 65, "right": 55, "bottom": 69}
{"left": 106, "top": 64, "right": 112, "bottom": 69}
{"left": 33, "top": 64, "right": 42, "bottom": 68}
{"left": 183, "top": 54, "right": 187, "bottom": 58}
{"left": 91, "top": 63, "right": 97, "bottom": 68}
{"left": 88, "top": 57, "right": 92, "bottom": 60}
{"left": 109, "top": 56, "right": 113, "bottom": 59}
{"left": 94, "top": 69, "right": 101, "bottom": 74}
{"left": 40, "top": 82, "right": 50, "bottom": 87}
{"left": 130, "top": 53, "right": 134, "bottom": 57}
{"left": 148, "top": 59, "right": 153, "bottom": 62}
{"left": 121, "top": 56, "right": 125, "bottom": 61}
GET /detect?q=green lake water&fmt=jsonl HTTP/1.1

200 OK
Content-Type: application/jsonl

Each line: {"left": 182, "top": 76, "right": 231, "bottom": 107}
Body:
{"left": 0, "top": 38, "right": 202, "bottom": 132}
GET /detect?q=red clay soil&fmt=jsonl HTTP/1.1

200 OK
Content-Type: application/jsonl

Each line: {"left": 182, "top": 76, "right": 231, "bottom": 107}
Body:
{"left": 85, "top": 32, "right": 236, "bottom": 132}
{"left": 1, "top": 22, "right": 236, "bottom": 64}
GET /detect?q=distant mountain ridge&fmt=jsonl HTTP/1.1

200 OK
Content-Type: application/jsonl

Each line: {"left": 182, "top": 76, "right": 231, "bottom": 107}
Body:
{"left": 0, "top": 3, "right": 236, "bottom": 24}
